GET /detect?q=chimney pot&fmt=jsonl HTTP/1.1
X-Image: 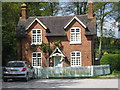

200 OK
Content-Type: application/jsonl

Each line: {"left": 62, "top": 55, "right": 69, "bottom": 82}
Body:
{"left": 21, "top": 3, "right": 27, "bottom": 20}
{"left": 88, "top": 0, "right": 93, "bottom": 19}
{"left": 21, "top": 3, "right": 27, "bottom": 8}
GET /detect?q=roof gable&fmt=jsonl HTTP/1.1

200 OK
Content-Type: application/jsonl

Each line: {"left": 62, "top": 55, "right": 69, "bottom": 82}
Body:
{"left": 64, "top": 16, "right": 86, "bottom": 29}
{"left": 16, "top": 15, "right": 97, "bottom": 38}
{"left": 26, "top": 18, "right": 47, "bottom": 30}
{"left": 49, "top": 47, "right": 65, "bottom": 58}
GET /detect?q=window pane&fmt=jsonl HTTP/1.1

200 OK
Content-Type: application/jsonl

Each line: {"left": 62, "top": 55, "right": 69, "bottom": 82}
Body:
{"left": 33, "top": 35, "right": 36, "bottom": 43}
{"left": 70, "top": 28, "right": 81, "bottom": 43}
{"left": 71, "top": 33, "right": 75, "bottom": 41}
{"left": 71, "top": 52, "right": 75, "bottom": 56}
{"left": 33, "top": 58, "right": 36, "bottom": 66}
{"left": 37, "top": 58, "right": 41, "bottom": 66}
{"left": 71, "top": 51, "right": 81, "bottom": 66}
{"left": 76, "top": 33, "right": 80, "bottom": 41}
{"left": 33, "top": 53, "right": 36, "bottom": 57}
{"left": 32, "top": 52, "right": 42, "bottom": 67}
{"left": 71, "top": 29, "right": 75, "bottom": 32}
{"left": 37, "top": 53, "right": 41, "bottom": 57}
{"left": 77, "top": 52, "right": 80, "bottom": 56}
{"left": 32, "top": 30, "right": 36, "bottom": 34}
{"left": 37, "top": 35, "right": 40, "bottom": 42}
{"left": 32, "top": 29, "right": 42, "bottom": 44}
{"left": 76, "top": 29, "right": 80, "bottom": 32}
{"left": 37, "top": 30, "right": 41, "bottom": 33}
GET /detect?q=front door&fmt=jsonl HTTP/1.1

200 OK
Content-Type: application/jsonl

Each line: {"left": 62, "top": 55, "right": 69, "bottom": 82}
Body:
{"left": 54, "top": 56, "right": 62, "bottom": 67}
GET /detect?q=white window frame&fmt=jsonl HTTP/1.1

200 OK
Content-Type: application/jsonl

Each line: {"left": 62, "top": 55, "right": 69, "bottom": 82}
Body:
{"left": 32, "top": 52, "right": 42, "bottom": 67}
{"left": 31, "top": 29, "right": 42, "bottom": 45}
{"left": 70, "top": 27, "right": 81, "bottom": 44}
{"left": 71, "top": 51, "right": 81, "bottom": 67}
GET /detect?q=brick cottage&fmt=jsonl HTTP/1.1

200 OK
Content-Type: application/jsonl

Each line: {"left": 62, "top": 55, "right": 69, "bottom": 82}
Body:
{"left": 15, "top": 2, "right": 97, "bottom": 68}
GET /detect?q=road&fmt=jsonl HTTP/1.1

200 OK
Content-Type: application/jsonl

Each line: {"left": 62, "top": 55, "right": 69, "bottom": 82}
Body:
{"left": 2, "top": 79, "right": 118, "bottom": 88}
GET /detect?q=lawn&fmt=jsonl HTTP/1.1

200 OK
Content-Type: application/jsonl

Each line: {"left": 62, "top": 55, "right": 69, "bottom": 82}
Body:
{"left": 92, "top": 71, "right": 120, "bottom": 79}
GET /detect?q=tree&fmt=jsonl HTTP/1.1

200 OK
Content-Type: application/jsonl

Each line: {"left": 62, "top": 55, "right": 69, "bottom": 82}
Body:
{"left": 48, "top": 2, "right": 60, "bottom": 16}
{"left": 2, "top": 2, "right": 22, "bottom": 65}
{"left": 2, "top": 2, "right": 61, "bottom": 66}
{"left": 26, "top": 2, "right": 60, "bottom": 16}
{"left": 93, "top": 2, "right": 115, "bottom": 60}
{"left": 59, "top": 2, "right": 87, "bottom": 16}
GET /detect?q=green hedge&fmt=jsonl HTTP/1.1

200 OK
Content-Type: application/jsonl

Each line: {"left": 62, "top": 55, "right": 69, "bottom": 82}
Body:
{"left": 100, "top": 54, "right": 120, "bottom": 72}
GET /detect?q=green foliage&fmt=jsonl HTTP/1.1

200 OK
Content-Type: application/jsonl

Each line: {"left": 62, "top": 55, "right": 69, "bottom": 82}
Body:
{"left": 39, "top": 42, "right": 52, "bottom": 58}
{"left": 26, "top": 2, "right": 59, "bottom": 16}
{"left": 31, "top": 44, "right": 36, "bottom": 47}
{"left": 100, "top": 54, "right": 120, "bottom": 71}
{"left": 2, "top": 2, "right": 60, "bottom": 65}
{"left": 2, "top": 2, "right": 22, "bottom": 65}
{"left": 103, "top": 52, "right": 109, "bottom": 55}
{"left": 95, "top": 37, "right": 120, "bottom": 58}
{"left": 60, "top": 2, "right": 87, "bottom": 15}
{"left": 53, "top": 40, "right": 61, "bottom": 46}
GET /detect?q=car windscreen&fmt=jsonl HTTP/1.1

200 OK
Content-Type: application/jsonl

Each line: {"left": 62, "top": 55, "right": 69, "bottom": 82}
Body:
{"left": 6, "top": 62, "right": 25, "bottom": 67}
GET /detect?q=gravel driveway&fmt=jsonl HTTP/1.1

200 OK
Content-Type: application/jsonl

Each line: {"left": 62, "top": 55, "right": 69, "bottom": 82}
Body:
{"left": 2, "top": 79, "right": 118, "bottom": 88}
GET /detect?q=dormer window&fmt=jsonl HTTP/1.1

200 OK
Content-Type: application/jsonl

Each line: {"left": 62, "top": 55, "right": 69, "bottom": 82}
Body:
{"left": 70, "top": 27, "right": 81, "bottom": 44}
{"left": 32, "top": 29, "right": 42, "bottom": 45}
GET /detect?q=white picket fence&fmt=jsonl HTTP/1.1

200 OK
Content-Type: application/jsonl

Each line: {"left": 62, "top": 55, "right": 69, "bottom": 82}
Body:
{"left": 34, "top": 65, "right": 111, "bottom": 78}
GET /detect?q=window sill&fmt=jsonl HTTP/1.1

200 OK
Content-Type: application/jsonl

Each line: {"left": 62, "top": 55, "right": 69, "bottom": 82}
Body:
{"left": 31, "top": 43, "right": 42, "bottom": 46}
{"left": 70, "top": 42, "right": 82, "bottom": 45}
{"left": 71, "top": 65, "right": 81, "bottom": 67}
{"left": 32, "top": 66, "right": 43, "bottom": 68}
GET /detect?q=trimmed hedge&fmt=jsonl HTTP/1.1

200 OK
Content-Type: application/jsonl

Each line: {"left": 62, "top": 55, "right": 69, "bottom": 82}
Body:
{"left": 100, "top": 54, "right": 120, "bottom": 72}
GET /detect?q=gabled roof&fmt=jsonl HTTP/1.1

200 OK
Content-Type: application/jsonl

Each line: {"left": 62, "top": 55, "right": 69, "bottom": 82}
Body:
{"left": 49, "top": 47, "right": 65, "bottom": 58}
{"left": 26, "top": 18, "right": 47, "bottom": 30}
{"left": 15, "top": 15, "right": 97, "bottom": 38}
{"left": 64, "top": 16, "right": 86, "bottom": 29}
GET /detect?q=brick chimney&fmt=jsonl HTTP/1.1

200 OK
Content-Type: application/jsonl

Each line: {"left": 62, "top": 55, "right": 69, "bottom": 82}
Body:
{"left": 88, "top": 0, "right": 93, "bottom": 19}
{"left": 21, "top": 3, "right": 27, "bottom": 20}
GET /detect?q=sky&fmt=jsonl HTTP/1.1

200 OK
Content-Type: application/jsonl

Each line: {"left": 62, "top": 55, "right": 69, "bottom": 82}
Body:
{"left": 97, "top": 20, "right": 120, "bottom": 38}
{"left": 57, "top": 2, "right": 120, "bottom": 39}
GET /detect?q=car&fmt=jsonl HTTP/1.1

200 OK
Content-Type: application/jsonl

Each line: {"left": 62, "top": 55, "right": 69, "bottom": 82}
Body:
{"left": 3, "top": 61, "right": 35, "bottom": 82}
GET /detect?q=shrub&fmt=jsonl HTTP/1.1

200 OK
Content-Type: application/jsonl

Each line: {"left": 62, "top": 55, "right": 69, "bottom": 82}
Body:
{"left": 103, "top": 51, "right": 108, "bottom": 55}
{"left": 54, "top": 40, "right": 61, "bottom": 46}
{"left": 100, "top": 54, "right": 120, "bottom": 72}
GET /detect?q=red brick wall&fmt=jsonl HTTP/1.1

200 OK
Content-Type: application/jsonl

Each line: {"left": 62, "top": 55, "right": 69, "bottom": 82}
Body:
{"left": 21, "top": 22, "right": 49, "bottom": 67}
{"left": 21, "top": 20, "right": 94, "bottom": 67}
{"left": 49, "top": 20, "right": 93, "bottom": 66}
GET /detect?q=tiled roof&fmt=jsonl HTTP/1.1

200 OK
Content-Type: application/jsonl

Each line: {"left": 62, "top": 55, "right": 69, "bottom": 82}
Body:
{"left": 15, "top": 15, "right": 97, "bottom": 38}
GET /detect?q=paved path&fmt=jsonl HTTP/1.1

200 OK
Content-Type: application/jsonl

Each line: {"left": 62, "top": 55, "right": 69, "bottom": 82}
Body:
{"left": 2, "top": 79, "right": 118, "bottom": 88}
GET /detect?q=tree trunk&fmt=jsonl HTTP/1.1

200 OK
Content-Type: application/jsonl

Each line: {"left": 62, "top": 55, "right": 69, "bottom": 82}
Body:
{"left": 50, "top": 2, "right": 54, "bottom": 16}
{"left": 76, "top": 2, "right": 79, "bottom": 15}
{"left": 98, "top": 5, "right": 105, "bottom": 61}
{"left": 98, "top": 37, "right": 102, "bottom": 60}
{"left": 83, "top": 2, "right": 87, "bottom": 14}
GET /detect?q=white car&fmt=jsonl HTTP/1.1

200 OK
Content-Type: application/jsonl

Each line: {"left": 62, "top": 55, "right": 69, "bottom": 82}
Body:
{"left": 3, "top": 61, "right": 35, "bottom": 82}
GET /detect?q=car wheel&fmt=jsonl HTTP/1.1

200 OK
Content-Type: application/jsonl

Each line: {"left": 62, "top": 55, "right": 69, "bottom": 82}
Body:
{"left": 24, "top": 74, "right": 29, "bottom": 82}
{"left": 3, "top": 78, "right": 7, "bottom": 82}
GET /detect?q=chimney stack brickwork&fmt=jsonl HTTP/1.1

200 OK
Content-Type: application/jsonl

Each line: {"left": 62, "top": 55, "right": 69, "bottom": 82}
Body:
{"left": 21, "top": 3, "right": 27, "bottom": 20}
{"left": 88, "top": 0, "right": 93, "bottom": 19}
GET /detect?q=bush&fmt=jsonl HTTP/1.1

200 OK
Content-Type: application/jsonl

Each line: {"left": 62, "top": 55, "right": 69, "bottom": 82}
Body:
{"left": 103, "top": 51, "right": 109, "bottom": 55}
{"left": 100, "top": 54, "right": 120, "bottom": 72}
